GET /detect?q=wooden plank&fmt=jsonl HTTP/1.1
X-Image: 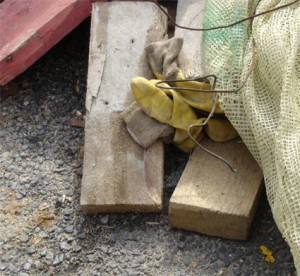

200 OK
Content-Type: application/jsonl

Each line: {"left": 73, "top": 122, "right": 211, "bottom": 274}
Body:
{"left": 80, "top": 2, "right": 167, "bottom": 213}
{"left": 0, "top": 0, "right": 93, "bottom": 86}
{"left": 174, "top": 0, "right": 206, "bottom": 77}
{"left": 169, "top": 0, "right": 263, "bottom": 240}
{"left": 169, "top": 139, "right": 263, "bottom": 240}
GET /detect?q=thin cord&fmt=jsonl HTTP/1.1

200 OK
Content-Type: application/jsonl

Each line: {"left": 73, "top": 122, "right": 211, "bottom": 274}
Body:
{"left": 186, "top": 76, "right": 237, "bottom": 172}
{"left": 188, "top": 124, "right": 237, "bottom": 173}
{"left": 153, "top": 0, "right": 299, "bottom": 32}
{"left": 155, "top": 38, "right": 256, "bottom": 94}
{"left": 186, "top": 77, "right": 239, "bottom": 171}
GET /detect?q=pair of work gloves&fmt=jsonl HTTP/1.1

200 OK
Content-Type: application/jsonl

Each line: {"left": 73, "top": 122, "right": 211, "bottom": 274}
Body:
{"left": 123, "top": 37, "right": 238, "bottom": 152}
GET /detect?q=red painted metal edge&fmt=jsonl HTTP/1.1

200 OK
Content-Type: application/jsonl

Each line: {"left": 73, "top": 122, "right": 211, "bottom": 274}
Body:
{"left": 0, "top": 0, "right": 96, "bottom": 86}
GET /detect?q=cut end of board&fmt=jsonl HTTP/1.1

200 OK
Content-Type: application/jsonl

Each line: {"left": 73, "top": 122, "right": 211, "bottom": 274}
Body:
{"left": 169, "top": 138, "right": 264, "bottom": 240}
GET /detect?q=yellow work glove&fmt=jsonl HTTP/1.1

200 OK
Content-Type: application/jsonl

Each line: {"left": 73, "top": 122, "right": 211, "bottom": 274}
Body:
{"left": 175, "top": 71, "right": 224, "bottom": 114}
{"left": 129, "top": 37, "right": 239, "bottom": 152}
{"left": 131, "top": 77, "right": 205, "bottom": 152}
{"left": 146, "top": 38, "right": 224, "bottom": 115}
{"left": 205, "top": 118, "right": 239, "bottom": 142}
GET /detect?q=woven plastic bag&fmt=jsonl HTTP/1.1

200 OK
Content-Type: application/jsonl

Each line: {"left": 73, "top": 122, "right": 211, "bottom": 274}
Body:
{"left": 203, "top": 0, "right": 300, "bottom": 272}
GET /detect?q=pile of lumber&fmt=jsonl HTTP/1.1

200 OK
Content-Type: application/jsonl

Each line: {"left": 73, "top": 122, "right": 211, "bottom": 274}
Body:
{"left": 0, "top": 0, "right": 265, "bottom": 240}
{"left": 80, "top": 0, "right": 263, "bottom": 240}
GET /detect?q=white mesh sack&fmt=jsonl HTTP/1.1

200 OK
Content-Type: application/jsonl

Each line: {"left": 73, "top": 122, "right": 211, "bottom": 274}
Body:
{"left": 203, "top": 0, "right": 300, "bottom": 273}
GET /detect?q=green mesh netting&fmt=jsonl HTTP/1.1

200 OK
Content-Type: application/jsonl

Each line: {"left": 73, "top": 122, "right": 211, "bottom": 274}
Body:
{"left": 203, "top": 0, "right": 300, "bottom": 273}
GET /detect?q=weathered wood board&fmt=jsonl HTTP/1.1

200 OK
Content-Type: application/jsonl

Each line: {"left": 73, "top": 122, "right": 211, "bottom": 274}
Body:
{"left": 80, "top": 2, "right": 167, "bottom": 213}
{"left": 169, "top": 139, "right": 263, "bottom": 240}
{"left": 169, "top": 0, "right": 263, "bottom": 240}
{"left": 175, "top": 0, "right": 206, "bottom": 78}
{"left": 0, "top": 0, "right": 93, "bottom": 86}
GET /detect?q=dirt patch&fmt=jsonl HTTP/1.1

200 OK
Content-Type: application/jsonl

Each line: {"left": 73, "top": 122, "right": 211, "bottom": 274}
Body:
{"left": 34, "top": 210, "right": 56, "bottom": 228}
{"left": 0, "top": 186, "right": 56, "bottom": 244}
{"left": 0, "top": 186, "right": 33, "bottom": 241}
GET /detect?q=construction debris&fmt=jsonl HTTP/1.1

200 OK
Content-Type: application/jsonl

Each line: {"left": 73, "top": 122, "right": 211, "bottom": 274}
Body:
{"left": 0, "top": 0, "right": 92, "bottom": 86}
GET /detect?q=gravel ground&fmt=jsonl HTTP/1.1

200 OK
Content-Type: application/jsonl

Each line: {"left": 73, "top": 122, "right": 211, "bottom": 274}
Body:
{"left": 0, "top": 19, "right": 297, "bottom": 276}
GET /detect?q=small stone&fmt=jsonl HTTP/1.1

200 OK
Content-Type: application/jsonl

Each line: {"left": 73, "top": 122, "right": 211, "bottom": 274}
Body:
{"left": 56, "top": 227, "right": 64, "bottom": 234}
{"left": 7, "top": 263, "right": 16, "bottom": 272}
{"left": 40, "top": 249, "right": 47, "bottom": 257}
{"left": 67, "top": 236, "right": 75, "bottom": 242}
{"left": 109, "top": 263, "right": 117, "bottom": 269}
{"left": 0, "top": 262, "right": 8, "bottom": 271}
{"left": 23, "top": 262, "right": 31, "bottom": 270}
{"left": 16, "top": 192, "right": 25, "bottom": 199}
{"left": 154, "top": 263, "right": 161, "bottom": 268}
{"left": 48, "top": 226, "right": 56, "bottom": 233}
{"left": 4, "top": 172, "right": 11, "bottom": 179}
{"left": 100, "top": 215, "right": 109, "bottom": 224}
{"left": 19, "top": 234, "right": 29, "bottom": 243}
{"left": 34, "top": 260, "right": 43, "bottom": 270}
{"left": 53, "top": 254, "right": 64, "bottom": 266}
{"left": 131, "top": 263, "right": 140, "bottom": 268}
{"left": 73, "top": 246, "right": 82, "bottom": 253}
{"left": 55, "top": 198, "right": 63, "bottom": 208}
{"left": 19, "top": 189, "right": 27, "bottom": 196}
{"left": 100, "top": 245, "right": 109, "bottom": 254}
{"left": 65, "top": 252, "right": 71, "bottom": 260}
{"left": 34, "top": 227, "right": 41, "bottom": 234}
{"left": 27, "top": 248, "right": 36, "bottom": 255}
{"left": 77, "top": 232, "right": 86, "bottom": 239}
{"left": 24, "top": 101, "right": 29, "bottom": 106}
{"left": 60, "top": 241, "right": 72, "bottom": 251}
{"left": 87, "top": 254, "right": 96, "bottom": 262}
{"left": 120, "top": 249, "right": 127, "bottom": 255}
{"left": 79, "top": 273, "right": 89, "bottom": 276}
{"left": 183, "top": 256, "right": 191, "bottom": 266}
{"left": 46, "top": 251, "right": 54, "bottom": 260}
{"left": 19, "top": 175, "right": 30, "bottom": 183}
{"left": 7, "top": 232, "right": 17, "bottom": 239}
{"left": 132, "top": 248, "right": 140, "bottom": 256}
{"left": 2, "top": 244, "right": 13, "bottom": 250}
{"left": 56, "top": 160, "right": 64, "bottom": 166}
{"left": 136, "top": 255, "right": 145, "bottom": 264}
{"left": 19, "top": 272, "right": 29, "bottom": 276}
{"left": 65, "top": 225, "right": 74, "bottom": 233}
{"left": 64, "top": 209, "right": 73, "bottom": 216}
{"left": 155, "top": 253, "right": 161, "bottom": 260}
{"left": 178, "top": 242, "right": 185, "bottom": 249}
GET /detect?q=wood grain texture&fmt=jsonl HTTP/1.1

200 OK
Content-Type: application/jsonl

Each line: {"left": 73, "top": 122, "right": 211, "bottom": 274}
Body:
{"left": 169, "top": 0, "right": 263, "bottom": 240}
{"left": 169, "top": 138, "right": 263, "bottom": 240}
{"left": 175, "top": 0, "right": 206, "bottom": 77}
{"left": 81, "top": 2, "right": 167, "bottom": 213}
{"left": 0, "top": 0, "right": 92, "bottom": 86}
